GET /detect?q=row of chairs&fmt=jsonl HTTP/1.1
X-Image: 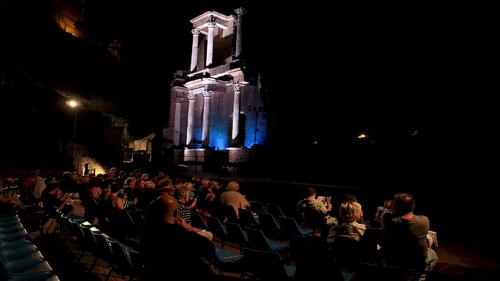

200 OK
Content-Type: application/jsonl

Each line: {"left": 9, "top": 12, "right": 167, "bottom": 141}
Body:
{"left": 1, "top": 212, "right": 59, "bottom": 281}
{"left": 193, "top": 210, "right": 313, "bottom": 249}
{"left": 48, "top": 210, "right": 143, "bottom": 280}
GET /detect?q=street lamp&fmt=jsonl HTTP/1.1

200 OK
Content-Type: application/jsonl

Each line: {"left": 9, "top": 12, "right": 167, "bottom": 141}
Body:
{"left": 66, "top": 99, "right": 79, "bottom": 158}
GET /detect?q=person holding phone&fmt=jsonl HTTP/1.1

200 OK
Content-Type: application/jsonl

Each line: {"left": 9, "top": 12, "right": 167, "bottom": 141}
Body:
{"left": 297, "top": 187, "right": 335, "bottom": 231}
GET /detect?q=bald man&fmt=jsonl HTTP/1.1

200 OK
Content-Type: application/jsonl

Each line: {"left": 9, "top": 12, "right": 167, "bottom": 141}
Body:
{"left": 142, "top": 194, "right": 217, "bottom": 280}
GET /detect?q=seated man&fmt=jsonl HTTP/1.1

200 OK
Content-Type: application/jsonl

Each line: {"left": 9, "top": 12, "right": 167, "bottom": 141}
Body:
{"left": 383, "top": 193, "right": 438, "bottom": 279}
{"left": 297, "top": 187, "right": 335, "bottom": 230}
{"left": 219, "top": 180, "right": 250, "bottom": 218}
{"left": 142, "top": 194, "right": 218, "bottom": 280}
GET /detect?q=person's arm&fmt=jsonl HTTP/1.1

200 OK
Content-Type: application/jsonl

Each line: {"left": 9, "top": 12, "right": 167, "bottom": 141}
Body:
{"left": 187, "top": 198, "right": 197, "bottom": 209}
{"left": 112, "top": 195, "right": 125, "bottom": 210}
{"left": 57, "top": 193, "right": 71, "bottom": 211}
{"left": 175, "top": 214, "right": 202, "bottom": 232}
{"left": 239, "top": 193, "right": 250, "bottom": 209}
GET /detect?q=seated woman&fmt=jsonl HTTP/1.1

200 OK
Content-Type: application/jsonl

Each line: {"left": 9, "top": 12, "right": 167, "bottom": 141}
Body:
{"left": 328, "top": 200, "right": 366, "bottom": 243}
{"left": 297, "top": 187, "right": 335, "bottom": 231}
{"left": 327, "top": 200, "right": 366, "bottom": 278}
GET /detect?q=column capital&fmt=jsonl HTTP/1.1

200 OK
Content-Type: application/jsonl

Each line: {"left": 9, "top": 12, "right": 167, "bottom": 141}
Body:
{"left": 235, "top": 7, "right": 247, "bottom": 16}
{"left": 207, "top": 16, "right": 217, "bottom": 28}
{"left": 191, "top": 28, "right": 200, "bottom": 35}
{"left": 175, "top": 97, "right": 184, "bottom": 103}
{"left": 202, "top": 89, "right": 214, "bottom": 97}
{"left": 233, "top": 83, "right": 245, "bottom": 93}
{"left": 187, "top": 92, "right": 196, "bottom": 100}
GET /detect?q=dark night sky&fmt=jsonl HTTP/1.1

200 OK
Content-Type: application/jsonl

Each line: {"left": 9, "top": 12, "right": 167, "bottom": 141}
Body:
{"left": 0, "top": 0, "right": 495, "bottom": 186}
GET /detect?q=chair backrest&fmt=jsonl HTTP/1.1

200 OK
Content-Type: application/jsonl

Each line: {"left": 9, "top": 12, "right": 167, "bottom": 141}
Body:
{"left": 191, "top": 210, "right": 208, "bottom": 229}
{"left": 246, "top": 228, "right": 273, "bottom": 251}
{"left": 258, "top": 213, "right": 281, "bottom": 238}
{"left": 279, "top": 217, "right": 301, "bottom": 236}
{"left": 267, "top": 203, "right": 286, "bottom": 218}
{"left": 331, "top": 236, "right": 361, "bottom": 269}
{"left": 222, "top": 205, "right": 238, "bottom": 223}
{"left": 82, "top": 227, "right": 98, "bottom": 252}
{"left": 95, "top": 234, "right": 114, "bottom": 261}
{"left": 70, "top": 222, "right": 86, "bottom": 245}
{"left": 225, "top": 222, "right": 249, "bottom": 249}
{"left": 359, "top": 227, "right": 383, "bottom": 263}
{"left": 207, "top": 216, "right": 227, "bottom": 238}
{"left": 111, "top": 242, "right": 134, "bottom": 273}
{"left": 249, "top": 201, "right": 267, "bottom": 214}
{"left": 239, "top": 208, "right": 258, "bottom": 227}
{"left": 243, "top": 248, "right": 292, "bottom": 280}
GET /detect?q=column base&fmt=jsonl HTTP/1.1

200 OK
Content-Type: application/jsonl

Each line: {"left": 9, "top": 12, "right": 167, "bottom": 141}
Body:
{"left": 226, "top": 147, "right": 249, "bottom": 163}
{"left": 184, "top": 148, "right": 207, "bottom": 163}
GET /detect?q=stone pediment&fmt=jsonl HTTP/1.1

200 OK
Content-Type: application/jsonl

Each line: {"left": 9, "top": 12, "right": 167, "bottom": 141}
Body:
{"left": 190, "top": 11, "right": 234, "bottom": 34}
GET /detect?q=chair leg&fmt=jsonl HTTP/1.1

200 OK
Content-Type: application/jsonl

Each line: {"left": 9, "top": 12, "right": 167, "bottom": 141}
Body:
{"left": 105, "top": 266, "right": 114, "bottom": 281}
{"left": 45, "top": 218, "right": 55, "bottom": 233}
{"left": 69, "top": 241, "right": 78, "bottom": 254}
{"left": 88, "top": 256, "right": 99, "bottom": 272}
{"left": 77, "top": 250, "right": 86, "bottom": 262}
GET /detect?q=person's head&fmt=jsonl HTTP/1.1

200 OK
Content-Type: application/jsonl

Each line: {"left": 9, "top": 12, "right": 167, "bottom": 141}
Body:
{"left": 226, "top": 181, "right": 240, "bottom": 191}
{"left": 140, "top": 173, "right": 150, "bottom": 181}
{"left": 339, "top": 201, "right": 363, "bottom": 223}
{"left": 5, "top": 177, "right": 15, "bottom": 186}
{"left": 144, "top": 181, "right": 156, "bottom": 189}
{"left": 88, "top": 177, "right": 101, "bottom": 188}
{"left": 125, "top": 177, "right": 136, "bottom": 188}
{"left": 392, "top": 193, "right": 415, "bottom": 216}
{"left": 306, "top": 187, "right": 316, "bottom": 198}
{"left": 110, "top": 182, "right": 123, "bottom": 194}
{"left": 200, "top": 177, "right": 210, "bottom": 187}
{"left": 343, "top": 193, "right": 357, "bottom": 202}
{"left": 174, "top": 184, "right": 191, "bottom": 202}
{"left": 109, "top": 167, "right": 118, "bottom": 177}
{"left": 157, "top": 177, "right": 173, "bottom": 189}
{"left": 89, "top": 185, "right": 102, "bottom": 199}
{"left": 45, "top": 181, "right": 60, "bottom": 194}
{"left": 209, "top": 180, "right": 221, "bottom": 190}
{"left": 147, "top": 194, "right": 178, "bottom": 224}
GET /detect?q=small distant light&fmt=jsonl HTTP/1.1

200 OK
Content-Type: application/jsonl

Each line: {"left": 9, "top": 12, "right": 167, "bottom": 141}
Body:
{"left": 312, "top": 140, "right": 319, "bottom": 145}
{"left": 357, "top": 133, "right": 367, "bottom": 139}
{"left": 411, "top": 130, "right": 419, "bottom": 136}
{"left": 66, "top": 100, "right": 79, "bottom": 108}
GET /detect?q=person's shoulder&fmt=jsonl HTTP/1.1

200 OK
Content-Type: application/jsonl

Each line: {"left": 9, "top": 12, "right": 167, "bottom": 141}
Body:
{"left": 415, "top": 214, "right": 429, "bottom": 224}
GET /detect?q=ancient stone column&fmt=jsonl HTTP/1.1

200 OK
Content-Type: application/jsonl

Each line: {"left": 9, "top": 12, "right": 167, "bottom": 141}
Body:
{"left": 173, "top": 97, "right": 183, "bottom": 146}
{"left": 190, "top": 29, "right": 200, "bottom": 72}
{"left": 232, "top": 83, "right": 245, "bottom": 144}
{"left": 201, "top": 90, "right": 213, "bottom": 146}
{"left": 234, "top": 7, "right": 246, "bottom": 58}
{"left": 206, "top": 21, "right": 216, "bottom": 67}
{"left": 186, "top": 92, "right": 196, "bottom": 146}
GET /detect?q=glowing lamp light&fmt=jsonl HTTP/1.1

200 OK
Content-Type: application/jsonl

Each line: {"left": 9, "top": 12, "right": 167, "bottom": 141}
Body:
{"left": 357, "top": 133, "right": 367, "bottom": 139}
{"left": 66, "top": 100, "right": 79, "bottom": 108}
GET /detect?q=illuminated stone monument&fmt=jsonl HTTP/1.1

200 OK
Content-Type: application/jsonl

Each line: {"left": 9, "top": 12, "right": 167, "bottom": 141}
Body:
{"left": 165, "top": 8, "right": 267, "bottom": 168}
